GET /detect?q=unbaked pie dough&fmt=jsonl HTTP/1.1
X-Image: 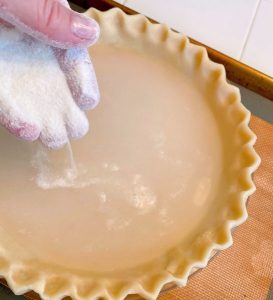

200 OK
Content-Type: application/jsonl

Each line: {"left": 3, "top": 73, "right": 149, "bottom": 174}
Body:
{"left": 0, "top": 8, "right": 259, "bottom": 300}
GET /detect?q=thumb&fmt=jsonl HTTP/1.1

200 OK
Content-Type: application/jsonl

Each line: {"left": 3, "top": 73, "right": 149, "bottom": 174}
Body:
{"left": 0, "top": 0, "right": 100, "bottom": 49}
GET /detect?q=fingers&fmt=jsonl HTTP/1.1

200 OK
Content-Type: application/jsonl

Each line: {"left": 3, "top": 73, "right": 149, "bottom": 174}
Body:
{"left": 39, "top": 104, "right": 89, "bottom": 149}
{"left": 0, "top": 0, "right": 100, "bottom": 49}
{"left": 53, "top": 0, "right": 100, "bottom": 110}
{"left": 54, "top": 48, "right": 100, "bottom": 111}
{"left": 65, "top": 105, "right": 89, "bottom": 139}
{"left": 0, "top": 88, "right": 90, "bottom": 150}
{"left": 39, "top": 120, "right": 68, "bottom": 149}
{"left": 0, "top": 110, "right": 41, "bottom": 141}
{"left": 0, "top": 108, "right": 87, "bottom": 149}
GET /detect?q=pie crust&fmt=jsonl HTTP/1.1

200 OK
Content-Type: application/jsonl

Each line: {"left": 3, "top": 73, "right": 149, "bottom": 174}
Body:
{"left": 0, "top": 8, "right": 260, "bottom": 300}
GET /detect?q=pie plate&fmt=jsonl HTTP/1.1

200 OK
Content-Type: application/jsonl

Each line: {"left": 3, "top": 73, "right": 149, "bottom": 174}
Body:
{"left": 0, "top": 8, "right": 260, "bottom": 300}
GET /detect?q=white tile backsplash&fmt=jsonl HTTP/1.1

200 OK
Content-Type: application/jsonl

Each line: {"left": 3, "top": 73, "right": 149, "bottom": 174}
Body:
{"left": 241, "top": 0, "right": 273, "bottom": 77}
{"left": 125, "top": 0, "right": 260, "bottom": 59}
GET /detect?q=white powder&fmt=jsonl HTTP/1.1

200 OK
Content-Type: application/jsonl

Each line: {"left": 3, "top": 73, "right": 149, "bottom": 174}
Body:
{"left": 130, "top": 174, "right": 157, "bottom": 214}
{"left": 0, "top": 25, "right": 91, "bottom": 148}
{"left": 31, "top": 143, "right": 93, "bottom": 190}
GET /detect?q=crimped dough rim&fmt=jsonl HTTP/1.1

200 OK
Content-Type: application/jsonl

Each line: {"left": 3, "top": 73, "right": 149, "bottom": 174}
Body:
{"left": 0, "top": 8, "right": 260, "bottom": 300}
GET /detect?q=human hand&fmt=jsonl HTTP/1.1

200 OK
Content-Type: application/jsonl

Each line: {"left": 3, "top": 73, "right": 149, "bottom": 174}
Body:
{"left": 0, "top": 0, "right": 100, "bottom": 148}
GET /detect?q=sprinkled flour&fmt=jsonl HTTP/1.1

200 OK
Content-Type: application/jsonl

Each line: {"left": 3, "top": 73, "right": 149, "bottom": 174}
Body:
{"left": 31, "top": 143, "right": 93, "bottom": 189}
{"left": 0, "top": 25, "right": 92, "bottom": 148}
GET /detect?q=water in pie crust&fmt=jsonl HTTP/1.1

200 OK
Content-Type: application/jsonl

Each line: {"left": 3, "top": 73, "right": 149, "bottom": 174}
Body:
{"left": 0, "top": 45, "right": 222, "bottom": 273}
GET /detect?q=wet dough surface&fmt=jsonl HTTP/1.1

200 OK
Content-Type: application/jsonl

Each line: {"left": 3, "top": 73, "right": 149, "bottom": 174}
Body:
{"left": 0, "top": 45, "right": 222, "bottom": 273}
